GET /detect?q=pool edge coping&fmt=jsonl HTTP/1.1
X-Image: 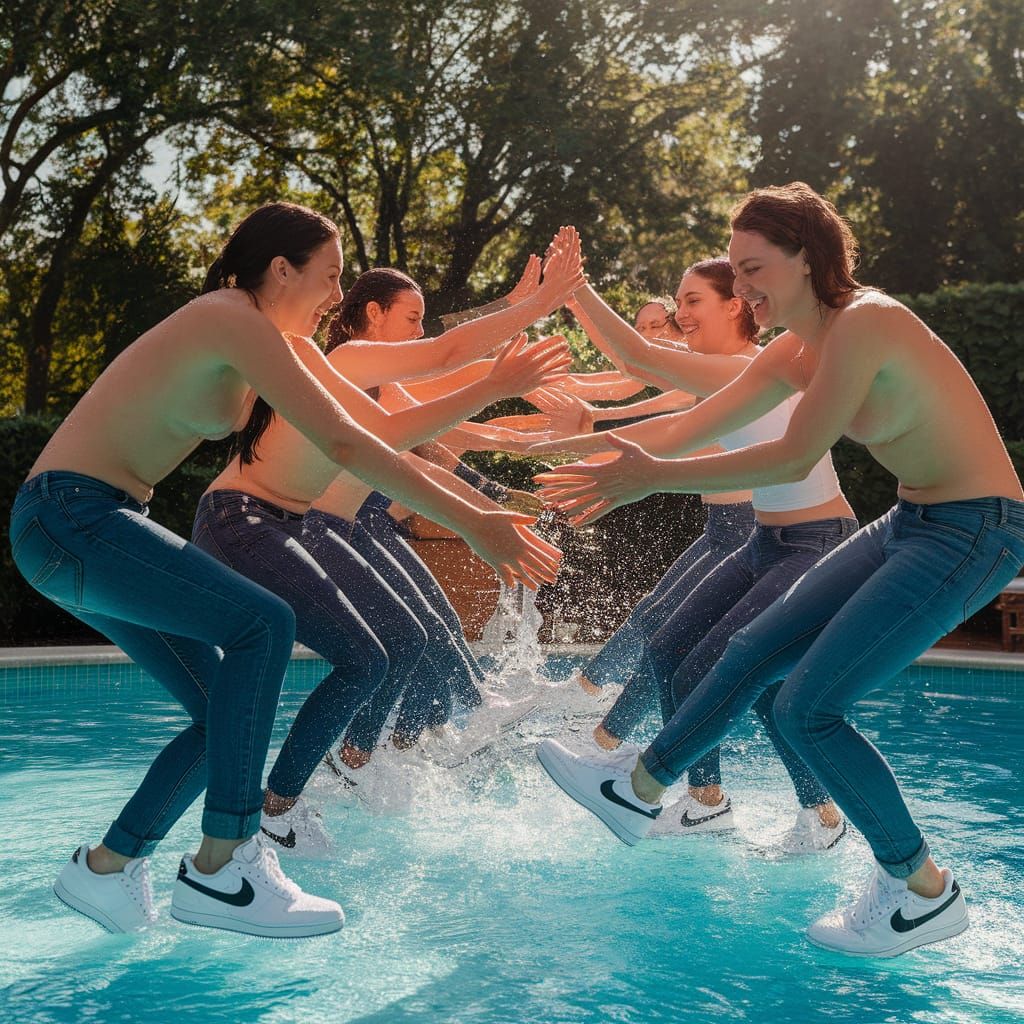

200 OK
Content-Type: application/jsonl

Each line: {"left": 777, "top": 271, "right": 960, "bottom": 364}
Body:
{"left": 1, "top": 641, "right": 1022, "bottom": 672}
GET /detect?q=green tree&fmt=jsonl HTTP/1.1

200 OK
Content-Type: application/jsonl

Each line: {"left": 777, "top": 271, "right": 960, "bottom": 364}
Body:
{"left": 750, "top": 0, "right": 1024, "bottom": 292}
{"left": 198, "top": 0, "right": 761, "bottom": 316}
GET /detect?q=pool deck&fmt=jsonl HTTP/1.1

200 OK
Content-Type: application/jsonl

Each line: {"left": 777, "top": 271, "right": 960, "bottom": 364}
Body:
{"left": 1, "top": 641, "right": 1023, "bottom": 672}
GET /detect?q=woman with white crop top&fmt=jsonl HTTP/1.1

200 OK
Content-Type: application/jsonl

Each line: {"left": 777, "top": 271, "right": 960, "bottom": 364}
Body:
{"left": 531, "top": 259, "right": 858, "bottom": 852}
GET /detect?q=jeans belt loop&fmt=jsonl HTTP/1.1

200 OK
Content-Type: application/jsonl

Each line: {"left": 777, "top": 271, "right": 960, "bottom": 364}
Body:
{"left": 997, "top": 498, "right": 1008, "bottom": 527}
{"left": 40, "top": 473, "right": 51, "bottom": 498}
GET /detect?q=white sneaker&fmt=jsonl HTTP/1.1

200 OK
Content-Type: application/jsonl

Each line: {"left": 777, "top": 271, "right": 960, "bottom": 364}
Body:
{"left": 650, "top": 792, "right": 734, "bottom": 836}
{"left": 778, "top": 807, "right": 847, "bottom": 855}
{"left": 170, "top": 835, "right": 344, "bottom": 938}
{"left": 807, "top": 865, "right": 968, "bottom": 957}
{"left": 53, "top": 845, "right": 156, "bottom": 933}
{"left": 535, "top": 739, "right": 661, "bottom": 846}
{"left": 260, "top": 797, "right": 334, "bottom": 858}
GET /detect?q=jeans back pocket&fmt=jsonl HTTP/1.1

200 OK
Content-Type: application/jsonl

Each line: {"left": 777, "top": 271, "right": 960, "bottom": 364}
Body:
{"left": 11, "top": 517, "right": 84, "bottom": 608}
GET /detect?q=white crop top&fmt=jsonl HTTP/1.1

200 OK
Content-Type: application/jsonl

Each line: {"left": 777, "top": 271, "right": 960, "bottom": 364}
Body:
{"left": 718, "top": 393, "right": 842, "bottom": 513}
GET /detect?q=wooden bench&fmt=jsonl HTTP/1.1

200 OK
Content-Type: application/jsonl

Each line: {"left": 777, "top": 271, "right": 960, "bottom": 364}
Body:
{"left": 995, "top": 578, "right": 1024, "bottom": 652}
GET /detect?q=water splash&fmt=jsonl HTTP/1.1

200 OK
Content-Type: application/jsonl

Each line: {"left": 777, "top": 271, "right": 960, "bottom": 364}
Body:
{"left": 478, "top": 583, "right": 548, "bottom": 699}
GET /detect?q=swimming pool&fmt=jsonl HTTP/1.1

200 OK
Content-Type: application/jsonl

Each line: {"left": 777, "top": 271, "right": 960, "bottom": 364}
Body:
{"left": 1, "top": 653, "right": 1022, "bottom": 1023}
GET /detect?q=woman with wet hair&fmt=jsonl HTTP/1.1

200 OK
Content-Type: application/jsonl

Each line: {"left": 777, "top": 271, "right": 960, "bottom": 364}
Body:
{"left": 535, "top": 183, "right": 1024, "bottom": 957}
{"left": 192, "top": 233, "right": 582, "bottom": 852}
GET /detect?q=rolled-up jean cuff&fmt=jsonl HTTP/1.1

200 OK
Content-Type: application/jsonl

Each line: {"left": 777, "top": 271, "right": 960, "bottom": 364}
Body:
{"left": 639, "top": 747, "right": 681, "bottom": 787}
{"left": 201, "top": 802, "right": 264, "bottom": 841}
{"left": 102, "top": 821, "right": 161, "bottom": 860}
{"left": 877, "top": 837, "right": 931, "bottom": 880}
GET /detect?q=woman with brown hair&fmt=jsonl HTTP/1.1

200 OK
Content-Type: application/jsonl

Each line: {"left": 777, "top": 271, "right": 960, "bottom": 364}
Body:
{"left": 535, "top": 183, "right": 1024, "bottom": 956}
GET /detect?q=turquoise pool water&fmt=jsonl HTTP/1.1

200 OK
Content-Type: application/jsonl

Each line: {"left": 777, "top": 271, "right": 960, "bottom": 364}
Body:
{"left": 1, "top": 654, "right": 1022, "bottom": 1024}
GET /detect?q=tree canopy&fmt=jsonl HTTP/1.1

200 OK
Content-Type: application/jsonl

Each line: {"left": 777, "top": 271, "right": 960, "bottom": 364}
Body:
{"left": 1, "top": 0, "right": 1020, "bottom": 414}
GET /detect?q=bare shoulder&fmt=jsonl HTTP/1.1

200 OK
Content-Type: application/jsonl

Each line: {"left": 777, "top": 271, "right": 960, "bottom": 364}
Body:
{"left": 176, "top": 291, "right": 283, "bottom": 360}
{"left": 831, "top": 290, "right": 923, "bottom": 345}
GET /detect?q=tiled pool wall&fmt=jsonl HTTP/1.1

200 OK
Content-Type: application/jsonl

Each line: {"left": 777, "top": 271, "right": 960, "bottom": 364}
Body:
{"left": 0, "top": 645, "right": 1021, "bottom": 702}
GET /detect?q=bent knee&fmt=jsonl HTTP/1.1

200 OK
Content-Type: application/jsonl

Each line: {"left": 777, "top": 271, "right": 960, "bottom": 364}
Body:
{"left": 772, "top": 681, "right": 842, "bottom": 746}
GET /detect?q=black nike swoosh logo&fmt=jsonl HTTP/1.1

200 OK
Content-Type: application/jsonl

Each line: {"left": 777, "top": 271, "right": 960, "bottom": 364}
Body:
{"left": 599, "top": 779, "right": 661, "bottom": 820}
{"left": 679, "top": 805, "right": 730, "bottom": 827}
{"left": 260, "top": 825, "right": 297, "bottom": 849}
{"left": 890, "top": 880, "right": 961, "bottom": 933}
{"left": 176, "top": 860, "right": 256, "bottom": 906}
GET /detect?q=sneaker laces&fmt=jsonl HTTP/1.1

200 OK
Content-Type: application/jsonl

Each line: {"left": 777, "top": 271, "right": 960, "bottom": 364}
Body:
{"left": 848, "top": 868, "right": 901, "bottom": 930}
{"left": 124, "top": 858, "right": 154, "bottom": 913}
{"left": 253, "top": 839, "right": 302, "bottom": 899}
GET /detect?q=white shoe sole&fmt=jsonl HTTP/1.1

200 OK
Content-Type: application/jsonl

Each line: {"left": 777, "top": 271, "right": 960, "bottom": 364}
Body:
{"left": 806, "top": 910, "right": 969, "bottom": 957}
{"left": 535, "top": 744, "right": 647, "bottom": 847}
{"left": 53, "top": 879, "right": 135, "bottom": 934}
{"left": 169, "top": 904, "right": 343, "bottom": 939}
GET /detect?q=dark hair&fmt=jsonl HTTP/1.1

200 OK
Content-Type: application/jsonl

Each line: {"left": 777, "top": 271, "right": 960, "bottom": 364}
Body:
{"left": 729, "top": 182, "right": 860, "bottom": 308}
{"left": 325, "top": 268, "right": 421, "bottom": 354}
{"left": 683, "top": 256, "right": 759, "bottom": 341}
{"left": 203, "top": 202, "right": 339, "bottom": 465}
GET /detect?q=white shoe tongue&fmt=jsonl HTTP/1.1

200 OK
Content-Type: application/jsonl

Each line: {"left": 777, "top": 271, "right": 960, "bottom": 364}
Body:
{"left": 123, "top": 858, "right": 146, "bottom": 879}
{"left": 234, "top": 836, "right": 263, "bottom": 863}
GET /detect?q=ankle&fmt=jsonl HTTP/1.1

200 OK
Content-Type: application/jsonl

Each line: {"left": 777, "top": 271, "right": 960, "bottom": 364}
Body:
{"left": 906, "top": 857, "right": 946, "bottom": 899}
{"left": 263, "top": 791, "right": 298, "bottom": 817}
{"left": 688, "top": 785, "right": 723, "bottom": 808}
{"left": 631, "top": 760, "right": 665, "bottom": 805}
{"left": 86, "top": 844, "right": 132, "bottom": 875}
{"left": 391, "top": 732, "right": 417, "bottom": 750}
{"left": 816, "top": 801, "right": 841, "bottom": 829}
{"left": 340, "top": 743, "right": 371, "bottom": 769}
{"left": 579, "top": 674, "right": 602, "bottom": 696}
{"left": 193, "top": 836, "right": 246, "bottom": 876}
{"left": 593, "top": 724, "right": 620, "bottom": 750}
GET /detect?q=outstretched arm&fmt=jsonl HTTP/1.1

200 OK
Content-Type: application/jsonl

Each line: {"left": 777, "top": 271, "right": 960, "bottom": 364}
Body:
{"left": 590, "top": 388, "right": 695, "bottom": 422}
{"left": 329, "top": 230, "right": 583, "bottom": 388}
{"left": 323, "top": 334, "right": 569, "bottom": 451}
{"left": 572, "top": 284, "right": 753, "bottom": 396}
{"left": 538, "top": 316, "right": 881, "bottom": 523}
{"left": 528, "top": 334, "right": 796, "bottom": 458}
{"left": 559, "top": 370, "right": 647, "bottom": 401}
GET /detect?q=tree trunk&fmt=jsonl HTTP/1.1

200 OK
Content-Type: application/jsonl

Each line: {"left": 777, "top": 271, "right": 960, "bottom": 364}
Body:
{"left": 23, "top": 138, "right": 149, "bottom": 412}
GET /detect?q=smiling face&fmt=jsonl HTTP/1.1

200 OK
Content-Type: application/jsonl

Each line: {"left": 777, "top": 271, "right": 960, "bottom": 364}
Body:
{"left": 634, "top": 302, "right": 673, "bottom": 339}
{"left": 673, "top": 271, "right": 745, "bottom": 353}
{"left": 274, "top": 236, "right": 344, "bottom": 336}
{"left": 366, "top": 288, "right": 425, "bottom": 342}
{"left": 727, "top": 229, "right": 812, "bottom": 331}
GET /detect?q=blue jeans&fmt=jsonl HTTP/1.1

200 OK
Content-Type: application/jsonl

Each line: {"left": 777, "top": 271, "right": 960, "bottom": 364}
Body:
{"left": 302, "top": 508, "right": 474, "bottom": 752}
{"left": 10, "top": 473, "right": 295, "bottom": 855}
{"left": 642, "top": 497, "right": 1024, "bottom": 878}
{"left": 596, "top": 502, "right": 755, "bottom": 738}
{"left": 642, "top": 517, "right": 859, "bottom": 804}
{"left": 357, "top": 491, "right": 485, "bottom": 691}
{"left": 192, "top": 490, "right": 428, "bottom": 797}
